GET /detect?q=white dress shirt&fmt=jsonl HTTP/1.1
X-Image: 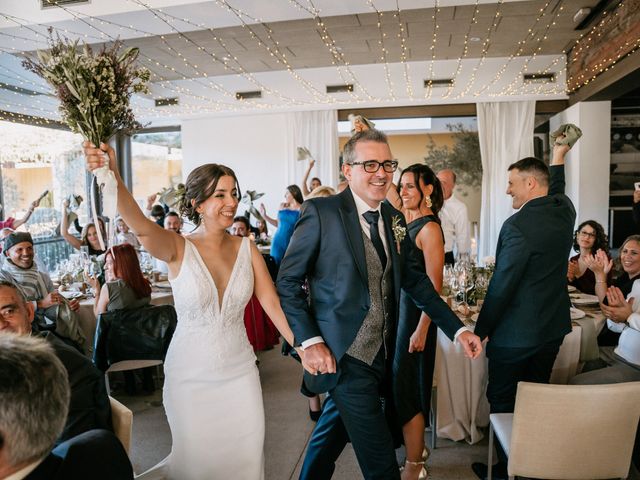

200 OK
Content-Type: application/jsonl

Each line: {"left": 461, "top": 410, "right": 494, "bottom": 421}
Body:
{"left": 302, "top": 190, "right": 466, "bottom": 350}
{"left": 439, "top": 194, "right": 471, "bottom": 255}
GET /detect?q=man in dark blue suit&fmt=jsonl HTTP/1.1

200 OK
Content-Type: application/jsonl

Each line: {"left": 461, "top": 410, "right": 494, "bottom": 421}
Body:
{"left": 472, "top": 140, "right": 576, "bottom": 480}
{"left": 277, "top": 129, "right": 483, "bottom": 479}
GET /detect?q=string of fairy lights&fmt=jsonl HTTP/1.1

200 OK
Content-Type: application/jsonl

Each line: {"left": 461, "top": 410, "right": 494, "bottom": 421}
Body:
{"left": 0, "top": 0, "right": 636, "bottom": 124}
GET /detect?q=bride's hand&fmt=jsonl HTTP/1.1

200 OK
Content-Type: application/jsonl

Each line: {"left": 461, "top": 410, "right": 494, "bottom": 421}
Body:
{"left": 83, "top": 141, "right": 118, "bottom": 174}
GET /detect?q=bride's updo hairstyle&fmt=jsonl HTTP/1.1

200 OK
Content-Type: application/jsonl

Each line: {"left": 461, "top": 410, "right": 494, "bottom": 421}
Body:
{"left": 178, "top": 164, "right": 241, "bottom": 226}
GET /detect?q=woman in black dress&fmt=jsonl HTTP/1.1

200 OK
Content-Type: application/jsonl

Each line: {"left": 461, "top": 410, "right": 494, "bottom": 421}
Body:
{"left": 387, "top": 163, "right": 445, "bottom": 480}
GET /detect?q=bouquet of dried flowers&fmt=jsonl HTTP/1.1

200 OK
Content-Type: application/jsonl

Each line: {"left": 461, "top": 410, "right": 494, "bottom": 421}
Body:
{"left": 22, "top": 29, "right": 149, "bottom": 146}
{"left": 23, "top": 30, "right": 150, "bottom": 250}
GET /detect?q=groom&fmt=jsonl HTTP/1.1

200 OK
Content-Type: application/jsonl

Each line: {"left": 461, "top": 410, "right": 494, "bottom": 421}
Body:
{"left": 277, "top": 129, "right": 482, "bottom": 479}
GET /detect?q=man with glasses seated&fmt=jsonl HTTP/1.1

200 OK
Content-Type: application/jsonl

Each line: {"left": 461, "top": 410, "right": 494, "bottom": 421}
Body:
{"left": 0, "top": 232, "right": 85, "bottom": 351}
{"left": 277, "top": 128, "right": 481, "bottom": 479}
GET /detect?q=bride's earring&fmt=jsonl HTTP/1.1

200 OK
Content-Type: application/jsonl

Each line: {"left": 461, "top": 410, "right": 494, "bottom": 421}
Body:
{"left": 198, "top": 211, "right": 205, "bottom": 224}
{"left": 424, "top": 195, "right": 432, "bottom": 208}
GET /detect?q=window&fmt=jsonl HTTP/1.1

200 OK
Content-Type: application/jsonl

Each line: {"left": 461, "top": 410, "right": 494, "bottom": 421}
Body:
{"left": 131, "top": 130, "right": 182, "bottom": 208}
{"left": 0, "top": 120, "right": 88, "bottom": 270}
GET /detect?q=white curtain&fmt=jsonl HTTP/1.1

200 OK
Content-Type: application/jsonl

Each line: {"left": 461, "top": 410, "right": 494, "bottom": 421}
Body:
{"left": 285, "top": 110, "right": 339, "bottom": 190}
{"left": 477, "top": 101, "right": 535, "bottom": 258}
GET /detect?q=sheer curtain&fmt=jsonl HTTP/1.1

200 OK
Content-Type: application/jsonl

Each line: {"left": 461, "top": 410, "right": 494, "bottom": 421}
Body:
{"left": 477, "top": 101, "right": 535, "bottom": 258}
{"left": 285, "top": 110, "right": 339, "bottom": 191}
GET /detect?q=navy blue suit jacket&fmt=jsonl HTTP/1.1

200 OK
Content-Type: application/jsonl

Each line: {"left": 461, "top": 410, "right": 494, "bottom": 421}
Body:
{"left": 276, "top": 187, "right": 464, "bottom": 393}
{"left": 26, "top": 429, "right": 133, "bottom": 480}
{"left": 475, "top": 165, "right": 576, "bottom": 348}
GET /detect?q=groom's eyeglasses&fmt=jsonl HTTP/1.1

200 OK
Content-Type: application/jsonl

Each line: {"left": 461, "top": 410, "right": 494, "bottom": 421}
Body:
{"left": 349, "top": 160, "right": 399, "bottom": 173}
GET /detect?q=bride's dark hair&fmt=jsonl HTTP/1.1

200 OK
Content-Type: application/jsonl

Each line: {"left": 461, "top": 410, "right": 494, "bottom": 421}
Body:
{"left": 178, "top": 164, "right": 241, "bottom": 226}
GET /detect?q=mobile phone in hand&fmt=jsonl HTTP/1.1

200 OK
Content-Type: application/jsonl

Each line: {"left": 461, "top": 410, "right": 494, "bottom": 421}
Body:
{"left": 635, "top": 182, "right": 640, "bottom": 191}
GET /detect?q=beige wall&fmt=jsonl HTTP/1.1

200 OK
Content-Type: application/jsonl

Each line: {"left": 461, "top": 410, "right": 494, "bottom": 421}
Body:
{"left": 338, "top": 133, "right": 481, "bottom": 226}
{"left": 3, "top": 166, "right": 52, "bottom": 214}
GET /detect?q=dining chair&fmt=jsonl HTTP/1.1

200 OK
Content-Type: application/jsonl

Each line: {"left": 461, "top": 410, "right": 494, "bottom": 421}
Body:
{"left": 109, "top": 395, "right": 133, "bottom": 455}
{"left": 93, "top": 304, "right": 177, "bottom": 393}
{"left": 488, "top": 381, "right": 640, "bottom": 480}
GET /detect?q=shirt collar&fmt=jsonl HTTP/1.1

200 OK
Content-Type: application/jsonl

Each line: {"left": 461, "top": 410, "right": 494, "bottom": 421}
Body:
{"left": 351, "top": 189, "right": 381, "bottom": 218}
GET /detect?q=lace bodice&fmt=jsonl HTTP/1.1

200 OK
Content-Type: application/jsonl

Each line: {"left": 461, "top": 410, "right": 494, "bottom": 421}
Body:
{"left": 168, "top": 237, "right": 255, "bottom": 369}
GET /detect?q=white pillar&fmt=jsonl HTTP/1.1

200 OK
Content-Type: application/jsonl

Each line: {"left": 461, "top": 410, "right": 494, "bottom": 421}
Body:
{"left": 549, "top": 101, "right": 610, "bottom": 232}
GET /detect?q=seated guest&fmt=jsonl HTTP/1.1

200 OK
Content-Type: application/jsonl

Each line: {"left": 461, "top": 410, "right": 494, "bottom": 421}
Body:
{"left": 0, "top": 285, "right": 112, "bottom": 444}
{"left": 0, "top": 334, "right": 131, "bottom": 480}
{"left": 230, "top": 216, "right": 250, "bottom": 238}
{"left": 587, "top": 235, "right": 640, "bottom": 346}
{"left": 255, "top": 219, "right": 269, "bottom": 243}
{"left": 114, "top": 217, "right": 140, "bottom": 249}
{"left": 61, "top": 200, "right": 106, "bottom": 256}
{"left": 86, "top": 244, "right": 153, "bottom": 394}
{"left": 1, "top": 233, "right": 84, "bottom": 350}
{"left": 571, "top": 234, "right": 640, "bottom": 473}
{"left": 567, "top": 220, "right": 611, "bottom": 294}
{"left": 164, "top": 211, "right": 182, "bottom": 234}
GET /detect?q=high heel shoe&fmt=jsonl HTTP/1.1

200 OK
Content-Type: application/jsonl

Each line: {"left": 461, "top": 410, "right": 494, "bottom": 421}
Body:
{"left": 422, "top": 446, "right": 430, "bottom": 462}
{"left": 308, "top": 408, "right": 322, "bottom": 422}
{"left": 400, "top": 460, "right": 428, "bottom": 480}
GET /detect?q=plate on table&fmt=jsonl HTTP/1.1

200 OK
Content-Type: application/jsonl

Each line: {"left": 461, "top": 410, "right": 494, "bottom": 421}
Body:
{"left": 59, "top": 290, "right": 84, "bottom": 300}
{"left": 567, "top": 285, "right": 577, "bottom": 293}
{"left": 571, "top": 293, "right": 599, "bottom": 306}
{"left": 570, "top": 307, "right": 586, "bottom": 320}
{"left": 154, "top": 280, "right": 172, "bottom": 289}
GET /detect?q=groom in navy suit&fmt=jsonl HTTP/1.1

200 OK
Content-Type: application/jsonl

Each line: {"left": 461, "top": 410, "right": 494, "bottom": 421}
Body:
{"left": 277, "top": 129, "right": 482, "bottom": 479}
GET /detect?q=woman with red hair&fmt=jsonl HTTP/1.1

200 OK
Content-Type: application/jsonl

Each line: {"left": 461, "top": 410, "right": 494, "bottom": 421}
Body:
{"left": 88, "top": 243, "right": 152, "bottom": 316}
{"left": 87, "top": 243, "right": 153, "bottom": 394}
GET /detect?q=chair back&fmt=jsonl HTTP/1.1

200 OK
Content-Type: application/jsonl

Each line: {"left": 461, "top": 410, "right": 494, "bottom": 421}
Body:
{"left": 109, "top": 396, "right": 133, "bottom": 454}
{"left": 509, "top": 381, "right": 640, "bottom": 479}
{"left": 93, "top": 304, "right": 177, "bottom": 372}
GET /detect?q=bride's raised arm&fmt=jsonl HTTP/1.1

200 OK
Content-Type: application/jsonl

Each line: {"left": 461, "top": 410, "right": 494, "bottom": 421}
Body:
{"left": 83, "top": 141, "right": 183, "bottom": 265}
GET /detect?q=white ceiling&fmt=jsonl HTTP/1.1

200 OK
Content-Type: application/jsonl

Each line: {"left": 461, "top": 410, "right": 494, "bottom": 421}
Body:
{"left": 0, "top": 0, "right": 585, "bottom": 125}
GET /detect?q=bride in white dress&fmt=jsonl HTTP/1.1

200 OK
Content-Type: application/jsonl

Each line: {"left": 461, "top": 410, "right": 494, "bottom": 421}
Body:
{"left": 83, "top": 142, "right": 307, "bottom": 479}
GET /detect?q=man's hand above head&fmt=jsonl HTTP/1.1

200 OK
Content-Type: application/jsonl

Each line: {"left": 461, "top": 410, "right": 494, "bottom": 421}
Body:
{"left": 302, "top": 343, "right": 337, "bottom": 375}
{"left": 458, "top": 330, "right": 483, "bottom": 359}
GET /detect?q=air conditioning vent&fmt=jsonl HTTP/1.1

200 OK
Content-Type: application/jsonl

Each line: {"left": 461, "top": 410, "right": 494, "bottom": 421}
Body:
{"left": 41, "top": 0, "right": 89, "bottom": 8}
{"left": 523, "top": 73, "right": 556, "bottom": 84}
{"left": 326, "top": 84, "right": 353, "bottom": 94}
{"left": 424, "top": 79, "right": 454, "bottom": 88}
{"left": 235, "top": 90, "right": 262, "bottom": 100}
{"left": 155, "top": 97, "right": 179, "bottom": 107}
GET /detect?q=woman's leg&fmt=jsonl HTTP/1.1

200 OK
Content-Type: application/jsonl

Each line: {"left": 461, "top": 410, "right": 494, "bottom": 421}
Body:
{"left": 401, "top": 412, "right": 427, "bottom": 480}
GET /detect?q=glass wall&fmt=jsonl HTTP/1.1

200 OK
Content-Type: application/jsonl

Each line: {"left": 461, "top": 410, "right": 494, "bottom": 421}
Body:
{"left": 131, "top": 130, "right": 182, "bottom": 208}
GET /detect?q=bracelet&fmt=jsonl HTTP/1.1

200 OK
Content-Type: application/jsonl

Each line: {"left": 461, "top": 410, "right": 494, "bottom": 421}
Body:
{"left": 595, "top": 280, "right": 606, "bottom": 284}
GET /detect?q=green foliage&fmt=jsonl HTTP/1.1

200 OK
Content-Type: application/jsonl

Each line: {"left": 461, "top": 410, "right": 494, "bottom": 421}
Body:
{"left": 424, "top": 123, "right": 482, "bottom": 188}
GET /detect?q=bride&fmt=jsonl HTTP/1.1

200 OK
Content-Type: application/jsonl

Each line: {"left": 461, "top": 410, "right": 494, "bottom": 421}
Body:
{"left": 83, "top": 142, "right": 308, "bottom": 479}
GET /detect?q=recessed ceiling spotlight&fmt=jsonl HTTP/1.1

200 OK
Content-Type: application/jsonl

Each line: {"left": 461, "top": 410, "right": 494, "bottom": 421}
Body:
{"left": 469, "top": 37, "right": 481, "bottom": 42}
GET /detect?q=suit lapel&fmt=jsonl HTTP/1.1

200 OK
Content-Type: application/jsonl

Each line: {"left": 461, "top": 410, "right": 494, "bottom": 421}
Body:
{"left": 339, "top": 188, "right": 368, "bottom": 286}
{"left": 381, "top": 202, "right": 402, "bottom": 298}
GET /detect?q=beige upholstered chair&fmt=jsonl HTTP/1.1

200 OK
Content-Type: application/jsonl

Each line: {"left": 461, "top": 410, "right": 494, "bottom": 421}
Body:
{"left": 109, "top": 395, "right": 133, "bottom": 454}
{"left": 488, "top": 381, "right": 640, "bottom": 480}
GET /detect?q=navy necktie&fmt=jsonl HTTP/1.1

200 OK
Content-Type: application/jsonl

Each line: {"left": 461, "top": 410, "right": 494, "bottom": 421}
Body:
{"left": 362, "top": 210, "right": 387, "bottom": 270}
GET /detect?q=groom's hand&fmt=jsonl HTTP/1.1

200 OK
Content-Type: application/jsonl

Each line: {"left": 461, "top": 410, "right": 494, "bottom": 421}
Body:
{"left": 458, "top": 331, "right": 483, "bottom": 359}
{"left": 303, "top": 343, "right": 337, "bottom": 375}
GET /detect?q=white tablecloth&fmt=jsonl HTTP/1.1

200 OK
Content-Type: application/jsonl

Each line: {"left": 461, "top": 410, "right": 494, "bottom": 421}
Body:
{"left": 435, "top": 323, "right": 582, "bottom": 444}
{"left": 77, "top": 290, "right": 174, "bottom": 356}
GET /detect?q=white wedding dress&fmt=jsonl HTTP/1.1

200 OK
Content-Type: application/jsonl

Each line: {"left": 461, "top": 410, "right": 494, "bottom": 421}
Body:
{"left": 141, "top": 237, "right": 265, "bottom": 479}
